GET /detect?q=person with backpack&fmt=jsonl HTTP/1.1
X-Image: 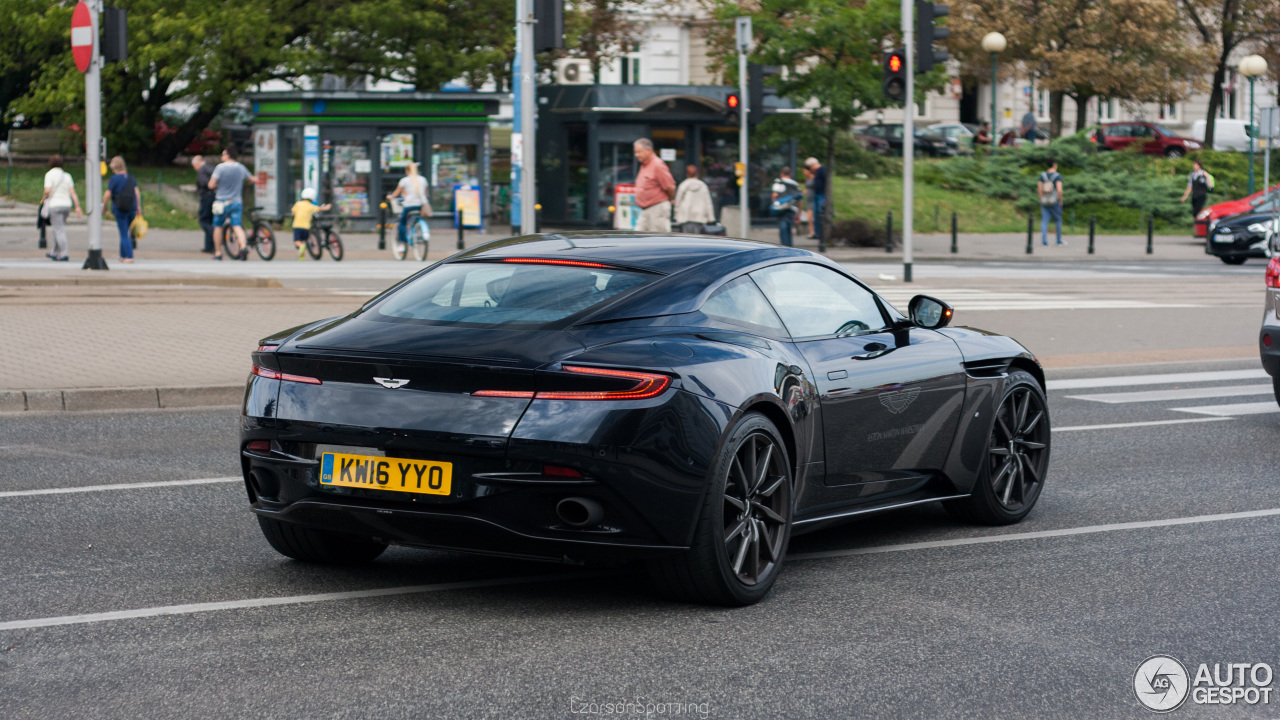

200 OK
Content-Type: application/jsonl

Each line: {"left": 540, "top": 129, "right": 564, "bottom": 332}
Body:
{"left": 40, "top": 155, "right": 83, "bottom": 262}
{"left": 102, "top": 156, "right": 141, "bottom": 262}
{"left": 1038, "top": 159, "right": 1065, "bottom": 246}
{"left": 771, "top": 167, "right": 803, "bottom": 247}
{"left": 1180, "top": 160, "right": 1215, "bottom": 221}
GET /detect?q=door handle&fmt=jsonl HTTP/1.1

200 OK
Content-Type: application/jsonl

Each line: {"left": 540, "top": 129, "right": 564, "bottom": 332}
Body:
{"left": 852, "top": 342, "right": 889, "bottom": 360}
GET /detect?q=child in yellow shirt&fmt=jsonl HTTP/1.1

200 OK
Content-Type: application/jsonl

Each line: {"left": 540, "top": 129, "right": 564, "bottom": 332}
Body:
{"left": 291, "top": 188, "right": 331, "bottom": 259}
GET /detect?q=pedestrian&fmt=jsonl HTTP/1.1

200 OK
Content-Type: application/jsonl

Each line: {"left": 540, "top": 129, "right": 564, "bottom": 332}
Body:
{"left": 1180, "top": 159, "right": 1215, "bottom": 222}
{"left": 1038, "top": 158, "right": 1065, "bottom": 246}
{"left": 291, "top": 188, "right": 331, "bottom": 260}
{"left": 673, "top": 165, "right": 715, "bottom": 233}
{"left": 802, "top": 166, "right": 816, "bottom": 238}
{"left": 40, "top": 155, "right": 83, "bottom": 262}
{"left": 771, "top": 166, "right": 803, "bottom": 247}
{"left": 193, "top": 155, "right": 216, "bottom": 253}
{"left": 805, "top": 157, "right": 828, "bottom": 242}
{"left": 101, "top": 156, "right": 140, "bottom": 263}
{"left": 385, "top": 161, "right": 431, "bottom": 250}
{"left": 974, "top": 122, "right": 992, "bottom": 149}
{"left": 208, "top": 147, "right": 252, "bottom": 261}
{"left": 632, "top": 138, "right": 676, "bottom": 233}
{"left": 1021, "top": 104, "right": 1037, "bottom": 142}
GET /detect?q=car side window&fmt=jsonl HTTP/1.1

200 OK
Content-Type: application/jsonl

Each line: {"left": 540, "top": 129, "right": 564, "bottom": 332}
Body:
{"left": 701, "top": 276, "right": 788, "bottom": 336}
{"left": 750, "top": 263, "right": 888, "bottom": 339}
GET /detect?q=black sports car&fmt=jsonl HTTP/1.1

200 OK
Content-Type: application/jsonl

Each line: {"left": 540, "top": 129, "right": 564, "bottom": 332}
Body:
{"left": 240, "top": 234, "right": 1050, "bottom": 605}
{"left": 1206, "top": 204, "right": 1277, "bottom": 264}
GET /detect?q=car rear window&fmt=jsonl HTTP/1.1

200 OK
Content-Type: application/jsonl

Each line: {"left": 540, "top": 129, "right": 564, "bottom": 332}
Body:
{"left": 373, "top": 261, "right": 652, "bottom": 327}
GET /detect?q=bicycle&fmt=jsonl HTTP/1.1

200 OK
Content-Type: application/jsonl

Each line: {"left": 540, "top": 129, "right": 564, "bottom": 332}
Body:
{"left": 217, "top": 205, "right": 276, "bottom": 261}
{"left": 306, "top": 214, "right": 345, "bottom": 261}
{"left": 392, "top": 206, "right": 429, "bottom": 261}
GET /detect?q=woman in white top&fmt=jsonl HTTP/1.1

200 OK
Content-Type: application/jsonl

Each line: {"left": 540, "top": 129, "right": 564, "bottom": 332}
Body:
{"left": 40, "top": 155, "right": 84, "bottom": 261}
{"left": 386, "top": 161, "right": 432, "bottom": 249}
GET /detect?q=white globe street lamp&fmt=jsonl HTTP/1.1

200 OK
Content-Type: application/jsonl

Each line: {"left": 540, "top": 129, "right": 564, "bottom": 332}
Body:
{"left": 981, "top": 33, "right": 1007, "bottom": 135}
{"left": 1240, "top": 54, "right": 1268, "bottom": 192}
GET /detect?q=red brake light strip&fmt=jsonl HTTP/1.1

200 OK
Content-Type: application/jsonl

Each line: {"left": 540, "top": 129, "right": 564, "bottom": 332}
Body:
{"left": 473, "top": 366, "right": 671, "bottom": 401}
{"left": 499, "top": 258, "right": 613, "bottom": 269}
{"left": 251, "top": 364, "right": 322, "bottom": 385}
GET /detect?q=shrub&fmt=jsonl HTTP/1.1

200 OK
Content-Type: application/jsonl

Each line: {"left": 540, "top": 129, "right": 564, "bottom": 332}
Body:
{"left": 829, "top": 218, "right": 900, "bottom": 248}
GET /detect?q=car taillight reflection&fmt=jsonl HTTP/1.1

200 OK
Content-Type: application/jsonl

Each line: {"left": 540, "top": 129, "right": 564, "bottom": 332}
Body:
{"left": 1267, "top": 257, "right": 1280, "bottom": 288}
{"left": 251, "top": 365, "right": 322, "bottom": 385}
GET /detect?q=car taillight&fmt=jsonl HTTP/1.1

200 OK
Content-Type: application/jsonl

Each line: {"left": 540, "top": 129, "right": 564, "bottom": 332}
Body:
{"left": 473, "top": 365, "right": 671, "bottom": 401}
{"left": 251, "top": 365, "right": 322, "bottom": 385}
{"left": 1268, "top": 257, "right": 1280, "bottom": 288}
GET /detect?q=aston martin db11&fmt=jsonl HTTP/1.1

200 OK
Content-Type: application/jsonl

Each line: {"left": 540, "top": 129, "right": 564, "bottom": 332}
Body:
{"left": 239, "top": 233, "right": 1050, "bottom": 605}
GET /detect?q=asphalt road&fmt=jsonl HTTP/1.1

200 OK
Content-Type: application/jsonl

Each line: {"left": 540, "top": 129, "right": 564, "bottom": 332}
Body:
{"left": 2, "top": 356, "right": 1279, "bottom": 719}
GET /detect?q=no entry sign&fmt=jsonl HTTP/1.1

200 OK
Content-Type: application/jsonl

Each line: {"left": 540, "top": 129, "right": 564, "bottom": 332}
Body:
{"left": 71, "top": 2, "right": 93, "bottom": 73}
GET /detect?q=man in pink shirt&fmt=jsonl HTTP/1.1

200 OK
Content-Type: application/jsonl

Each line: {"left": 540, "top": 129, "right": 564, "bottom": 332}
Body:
{"left": 632, "top": 138, "right": 676, "bottom": 232}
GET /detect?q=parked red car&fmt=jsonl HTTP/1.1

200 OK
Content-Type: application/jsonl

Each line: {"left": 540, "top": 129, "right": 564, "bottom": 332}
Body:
{"left": 1194, "top": 184, "right": 1280, "bottom": 237}
{"left": 1087, "top": 122, "right": 1202, "bottom": 158}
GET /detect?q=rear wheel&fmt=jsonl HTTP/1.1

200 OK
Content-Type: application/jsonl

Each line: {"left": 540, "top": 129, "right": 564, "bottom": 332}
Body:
{"left": 411, "top": 222, "right": 428, "bottom": 261}
{"left": 647, "top": 413, "right": 792, "bottom": 606}
{"left": 256, "top": 515, "right": 387, "bottom": 564}
{"left": 1164, "top": 147, "right": 1186, "bottom": 159}
{"left": 1220, "top": 255, "right": 1248, "bottom": 265}
{"left": 326, "top": 229, "right": 344, "bottom": 261}
{"left": 305, "top": 230, "right": 323, "bottom": 260}
{"left": 253, "top": 222, "right": 276, "bottom": 261}
{"left": 945, "top": 370, "right": 1050, "bottom": 525}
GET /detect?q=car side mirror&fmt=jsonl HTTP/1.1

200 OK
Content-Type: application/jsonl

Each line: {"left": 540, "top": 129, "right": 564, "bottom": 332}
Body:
{"left": 908, "top": 295, "right": 953, "bottom": 329}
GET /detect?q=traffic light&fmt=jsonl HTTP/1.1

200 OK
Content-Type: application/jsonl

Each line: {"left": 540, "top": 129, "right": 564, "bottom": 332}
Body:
{"left": 882, "top": 49, "right": 906, "bottom": 102}
{"left": 915, "top": 1, "right": 949, "bottom": 74}
{"left": 725, "top": 93, "right": 741, "bottom": 124}
{"left": 747, "top": 64, "right": 781, "bottom": 126}
{"left": 101, "top": 7, "right": 127, "bottom": 63}
{"left": 534, "top": 0, "right": 564, "bottom": 52}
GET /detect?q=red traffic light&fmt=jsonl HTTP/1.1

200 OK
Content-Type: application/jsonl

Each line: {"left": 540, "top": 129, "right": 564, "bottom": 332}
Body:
{"left": 888, "top": 54, "right": 903, "bottom": 73}
{"left": 726, "top": 94, "right": 740, "bottom": 109}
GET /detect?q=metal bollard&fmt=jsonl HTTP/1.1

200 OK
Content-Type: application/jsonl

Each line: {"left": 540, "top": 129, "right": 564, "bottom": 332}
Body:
{"left": 1088, "top": 214, "right": 1096, "bottom": 254}
{"left": 886, "top": 211, "right": 893, "bottom": 253}
{"left": 378, "top": 202, "right": 387, "bottom": 250}
{"left": 456, "top": 211, "right": 465, "bottom": 250}
{"left": 950, "top": 212, "right": 958, "bottom": 254}
{"left": 1146, "top": 214, "right": 1154, "bottom": 254}
{"left": 1026, "top": 214, "right": 1033, "bottom": 254}
{"left": 934, "top": 204, "right": 940, "bottom": 232}
{"left": 535, "top": 203, "right": 542, "bottom": 234}
{"left": 1070, "top": 208, "right": 1075, "bottom": 233}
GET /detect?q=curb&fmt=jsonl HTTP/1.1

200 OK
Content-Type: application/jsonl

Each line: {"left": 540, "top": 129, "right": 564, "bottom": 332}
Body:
{"left": 0, "top": 276, "right": 283, "bottom": 288}
{"left": 0, "top": 385, "right": 242, "bottom": 413}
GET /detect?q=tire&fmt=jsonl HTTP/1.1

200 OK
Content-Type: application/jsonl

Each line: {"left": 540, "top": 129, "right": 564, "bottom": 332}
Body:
{"left": 256, "top": 515, "right": 387, "bottom": 564}
{"left": 1165, "top": 147, "right": 1186, "bottom": 159}
{"left": 253, "top": 222, "right": 276, "bottom": 261}
{"left": 411, "top": 223, "right": 428, "bottom": 261}
{"left": 1220, "top": 255, "right": 1248, "bottom": 265}
{"left": 1273, "top": 376, "right": 1280, "bottom": 407}
{"left": 646, "top": 413, "right": 793, "bottom": 606}
{"left": 326, "top": 230, "right": 344, "bottom": 261}
{"left": 305, "top": 230, "right": 323, "bottom": 260}
{"left": 944, "top": 370, "right": 1050, "bottom": 525}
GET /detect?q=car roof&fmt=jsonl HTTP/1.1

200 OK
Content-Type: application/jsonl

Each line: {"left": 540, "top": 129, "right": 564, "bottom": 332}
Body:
{"left": 448, "top": 232, "right": 785, "bottom": 274}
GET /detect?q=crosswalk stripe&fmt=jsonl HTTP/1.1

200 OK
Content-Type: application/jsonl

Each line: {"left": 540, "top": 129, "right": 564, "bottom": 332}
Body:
{"left": 1066, "top": 384, "right": 1273, "bottom": 404}
{"left": 1172, "top": 402, "right": 1280, "bottom": 417}
{"left": 1047, "top": 369, "right": 1269, "bottom": 391}
{"left": 873, "top": 288, "right": 1201, "bottom": 312}
{"left": 1053, "top": 417, "right": 1233, "bottom": 432}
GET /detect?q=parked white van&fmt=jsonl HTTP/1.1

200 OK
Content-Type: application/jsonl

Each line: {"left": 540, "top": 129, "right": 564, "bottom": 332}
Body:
{"left": 1193, "top": 118, "right": 1254, "bottom": 152}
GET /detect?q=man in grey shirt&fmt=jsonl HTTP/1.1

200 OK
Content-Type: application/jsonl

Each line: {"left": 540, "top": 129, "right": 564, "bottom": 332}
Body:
{"left": 208, "top": 147, "right": 252, "bottom": 260}
{"left": 1021, "top": 106, "right": 1037, "bottom": 142}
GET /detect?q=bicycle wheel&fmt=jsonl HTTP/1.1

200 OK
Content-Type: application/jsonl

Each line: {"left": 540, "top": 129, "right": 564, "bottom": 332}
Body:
{"left": 392, "top": 227, "right": 407, "bottom": 260}
{"left": 326, "top": 229, "right": 344, "bottom": 261}
{"left": 410, "top": 222, "right": 428, "bottom": 261}
{"left": 253, "top": 222, "right": 276, "bottom": 261}
{"left": 306, "top": 230, "right": 323, "bottom": 260}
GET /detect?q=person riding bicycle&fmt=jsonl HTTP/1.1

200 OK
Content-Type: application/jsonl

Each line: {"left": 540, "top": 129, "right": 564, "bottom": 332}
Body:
{"left": 386, "top": 162, "right": 432, "bottom": 251}
{"left": 291, "top": 188, "right": 331, "bottom": 260}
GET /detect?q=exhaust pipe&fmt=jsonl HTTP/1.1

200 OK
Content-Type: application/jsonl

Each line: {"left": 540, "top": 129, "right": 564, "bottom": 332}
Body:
{"left": 556, "top": 497, "right": 604, "bottom": 528}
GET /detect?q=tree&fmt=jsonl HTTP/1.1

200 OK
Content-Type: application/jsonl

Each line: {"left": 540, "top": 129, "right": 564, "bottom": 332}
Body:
{"left": 552, "top": 0, "right": 646, "bottom": 81}
{"left": 1178, "top": 0, "right": 1280, "bottom": 145}
{"left": 711, "top": 0, "right": 944, "bottom": 246}
{"left": 0, "top": 0, "right": 69, "bottom": 127}
{"left": 948, "top": 0, "right": 1209, "bottom": 137}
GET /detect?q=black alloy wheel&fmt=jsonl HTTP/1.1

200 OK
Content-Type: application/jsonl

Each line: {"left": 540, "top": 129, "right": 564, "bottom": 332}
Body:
{"left": 647, "top": 413, "right": 793, "bottom": 606}
{"left": 946, "top": 370, "right": 1050, "bottom": 525}
{"left": 254, "top": 222, "right": 276, "bottom": 261}
{"left": 1165, "top": 147, "right": 1185, "bottom": 159}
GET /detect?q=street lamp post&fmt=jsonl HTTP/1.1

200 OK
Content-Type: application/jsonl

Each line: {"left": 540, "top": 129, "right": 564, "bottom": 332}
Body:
{"left": 982, "top": 33, "right": 1006, "bottom": 137}
{"left": 1240, "top": 54, "right": 1268, "bottom": 194}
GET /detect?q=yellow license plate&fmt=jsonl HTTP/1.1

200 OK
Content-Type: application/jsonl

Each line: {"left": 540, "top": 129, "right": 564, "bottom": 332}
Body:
{"left": 320, "top": 452, "right": 452, "bottom": 496}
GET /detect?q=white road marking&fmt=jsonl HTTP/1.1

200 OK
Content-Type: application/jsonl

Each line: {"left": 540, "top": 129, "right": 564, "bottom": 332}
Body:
{"left": 790, "top": 507, "right": 1280, "bottom": 562}
{"left": 874, "top": 288, "right": 1199, "bottom": 312}
{"left": 1173, "top": 401, "right": 1280, "bottom": 417}
{"left": 0, "top": 573, "right": 599, "bottom": 632}
{"left": 7, "top": 507, "right": 1279, "bottom": 631}
{"left": 1047, "top": 369, "right": 1269, "bottom": 391}
{"left": 1053, "top": 417, "right": 1234, "bottom": 432}
{"left": 0, "top": 476, "right": 240, "bottom": 499}
{"left": 1066, "top": 384, "right": 1273, "bottom": 404}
